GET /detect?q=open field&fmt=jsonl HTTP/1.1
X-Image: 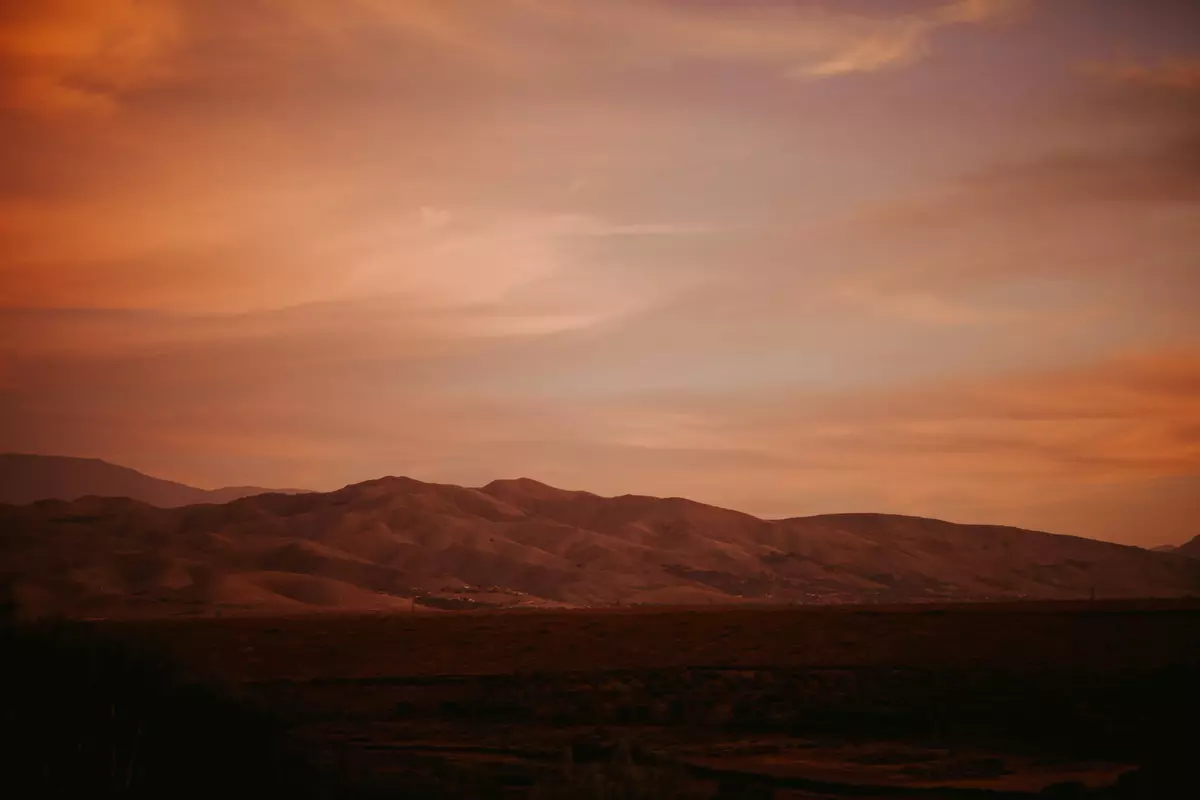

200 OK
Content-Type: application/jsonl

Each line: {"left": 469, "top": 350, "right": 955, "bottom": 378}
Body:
{"left": 61, "top": 599, "right": 1194, "bottom": 797}
{"left": 101, "top": 598, "right": 1200, "bottom": 681}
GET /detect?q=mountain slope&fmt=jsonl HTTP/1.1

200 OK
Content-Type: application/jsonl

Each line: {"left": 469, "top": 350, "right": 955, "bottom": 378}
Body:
{"left": 0, "top": 454, "right": 304, "bottom": 507}
{"left": 2, "top": 474, "right": 1197, "bottom": 617}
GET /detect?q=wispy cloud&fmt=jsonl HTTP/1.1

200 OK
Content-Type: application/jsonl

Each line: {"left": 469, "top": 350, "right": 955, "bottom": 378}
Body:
{"left": 520, "top": 0, "right": 1031, "bottom": 79}
{"left": 772, "top": 53, "right": 1200, "bottom": 314}
{"left": 822, "top": 280, "right": 1025, "bottom": 327}
{"left": 508, "top": 0, "right": 1029, "bottom": 79}
{"left": 0, "top": 0, "right": 1031, "bottom": 119}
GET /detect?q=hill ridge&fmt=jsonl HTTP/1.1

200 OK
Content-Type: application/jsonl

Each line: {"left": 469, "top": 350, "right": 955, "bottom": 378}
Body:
{"left": 3, "top": 466, "right": 1198, "bottom": 618}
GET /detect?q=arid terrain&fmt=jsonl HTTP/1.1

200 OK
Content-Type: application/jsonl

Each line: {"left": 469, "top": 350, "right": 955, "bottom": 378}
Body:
{"left": 5, "top": 461, "right": 1196, "bottom": 795}
{"left": 3, "top": 466, "right": 1198, "bottom": 619}
{"left": 63, "top": 600, "right": 1198, "bottom": 798}
{"left": 5, "top": 462, "right": 1198, "bottom": 795}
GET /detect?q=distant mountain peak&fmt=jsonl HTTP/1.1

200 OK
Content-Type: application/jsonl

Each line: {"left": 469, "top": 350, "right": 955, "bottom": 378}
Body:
{"left": 350, "top": 475, "right": 430, "bottom": 490}
{"left": 480, "top": 477, "right": 574, "bottom": 497}
{"left": 0, "top": 453, "right": 304, "bottom": 508}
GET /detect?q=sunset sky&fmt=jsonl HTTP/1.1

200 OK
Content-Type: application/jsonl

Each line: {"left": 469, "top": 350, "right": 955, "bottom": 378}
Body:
{"left": 1, "top": 0, "right": 1198, "bottom": 546}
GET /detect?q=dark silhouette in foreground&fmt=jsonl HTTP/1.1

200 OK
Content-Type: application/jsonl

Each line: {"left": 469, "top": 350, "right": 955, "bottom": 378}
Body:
{"left": 5, "top": 601, "right": 1196, "bottom": 798}
{"left": 0, "top": 620, "right": 338, "bottom": 798}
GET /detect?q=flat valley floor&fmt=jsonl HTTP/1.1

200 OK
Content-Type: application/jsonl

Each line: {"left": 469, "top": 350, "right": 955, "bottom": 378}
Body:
{"left": 90, "top": 600, "right": 1200, "bottom": 797}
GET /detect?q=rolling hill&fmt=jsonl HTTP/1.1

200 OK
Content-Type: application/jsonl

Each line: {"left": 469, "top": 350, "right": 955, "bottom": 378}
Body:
{"left": 2, "top": 473, "right": 1197, "bottom": 618}
{"left": 0, "top": 454, "right": 305, "bottom": 507}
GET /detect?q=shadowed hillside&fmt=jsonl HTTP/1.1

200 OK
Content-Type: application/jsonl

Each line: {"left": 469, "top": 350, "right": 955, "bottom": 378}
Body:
{"left": 2, "top": 474, "right": 1197, "bottom": 617}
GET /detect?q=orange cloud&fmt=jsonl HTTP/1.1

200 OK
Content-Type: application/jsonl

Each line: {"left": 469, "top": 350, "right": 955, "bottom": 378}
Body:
{"left": 0, "top": 0, "right": 179, "bottom": 115}
{"left": 557, "top": 345, "right": 1192, "bottom": 452}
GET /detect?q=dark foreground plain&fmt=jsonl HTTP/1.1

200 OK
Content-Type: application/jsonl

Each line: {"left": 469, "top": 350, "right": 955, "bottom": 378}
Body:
{"left": 7, "top": 600, "right": 1199, "bottom": 798}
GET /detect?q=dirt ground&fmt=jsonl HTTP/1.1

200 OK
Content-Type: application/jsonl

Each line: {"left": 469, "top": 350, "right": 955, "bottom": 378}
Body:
{"left": 93, "top": 599, "right": 1200, "bottom": 797}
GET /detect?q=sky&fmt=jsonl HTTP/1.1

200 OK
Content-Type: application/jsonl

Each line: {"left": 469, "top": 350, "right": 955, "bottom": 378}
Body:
{"left": 1, "top": 0, "right": 1198, "bottom": 546}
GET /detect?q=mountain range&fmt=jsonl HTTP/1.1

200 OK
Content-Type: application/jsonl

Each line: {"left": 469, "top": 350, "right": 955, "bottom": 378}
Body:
{"left": 2, "top": 456, "right": 1197, "bottom": 618}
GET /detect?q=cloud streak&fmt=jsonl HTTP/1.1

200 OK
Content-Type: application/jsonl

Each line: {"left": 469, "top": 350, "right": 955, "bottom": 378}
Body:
{"left": 509, "top": 0, "right": 1029, "bottom": 79}
{"left": 0, "top": 0, "right": 1028, "bottom": 119}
